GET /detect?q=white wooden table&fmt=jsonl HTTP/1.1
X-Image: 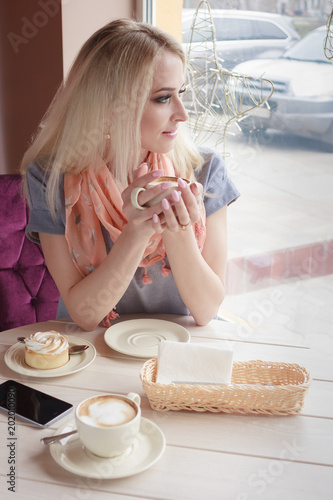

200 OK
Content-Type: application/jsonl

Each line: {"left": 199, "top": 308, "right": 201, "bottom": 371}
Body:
{"left": 0, "top": 314, "right": 332, "bottom": 499}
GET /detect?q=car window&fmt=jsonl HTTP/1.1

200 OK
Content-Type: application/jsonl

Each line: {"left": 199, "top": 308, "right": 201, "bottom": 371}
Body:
{"left": 182, "top": 16, "right": 214, "bottom": 43}
{"left": 213, "top": 18, "right": 256, "bottom": 41}
{"left": 255, "top": 20, "right": 288, "bottom": 40}
{"left": 214, "top": 17, "right": 288, "bottom": 41}
{"left": 183, "top": 14, "right": 293, "bottom": 45}
{"left": 282, "top": 28, "right": 328, "bottom": 63}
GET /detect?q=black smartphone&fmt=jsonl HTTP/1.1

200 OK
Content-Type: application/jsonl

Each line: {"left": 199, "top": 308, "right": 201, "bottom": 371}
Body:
{"left": 0, "top": 380, "right": 73, "bottom": 427}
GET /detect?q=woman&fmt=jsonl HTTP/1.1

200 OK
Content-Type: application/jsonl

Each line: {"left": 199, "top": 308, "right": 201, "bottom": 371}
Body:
{"left": 21, "top": 18, "right": 239, "bottom": 331}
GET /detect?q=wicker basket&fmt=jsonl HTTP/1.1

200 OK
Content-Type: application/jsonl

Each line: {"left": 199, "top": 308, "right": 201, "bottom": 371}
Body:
{"left": 140, "top": 358, "right": 311, "bottom": 415}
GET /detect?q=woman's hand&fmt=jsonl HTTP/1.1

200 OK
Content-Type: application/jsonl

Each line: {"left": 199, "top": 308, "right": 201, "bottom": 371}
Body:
{"left": 155, "top": 178, "right": 204, "bottom": 233}
{"left": 122, "top": 163, "right": 204, "bottom": 236}
{"left": 121, "top": 164, "right": 168, "bottom": 236}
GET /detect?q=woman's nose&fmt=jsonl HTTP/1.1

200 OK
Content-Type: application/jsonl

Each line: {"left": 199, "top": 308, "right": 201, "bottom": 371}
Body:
{"left": 174, "top": 99, "right": 188, "bottom": 123}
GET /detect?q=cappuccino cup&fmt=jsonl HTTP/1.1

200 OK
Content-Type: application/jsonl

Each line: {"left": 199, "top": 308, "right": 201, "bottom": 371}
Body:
{"left": 75, "top": 393, "right": 141, "bottom": 458}
{"left": 145, "top": 176, "right": 190, "bottom": 206}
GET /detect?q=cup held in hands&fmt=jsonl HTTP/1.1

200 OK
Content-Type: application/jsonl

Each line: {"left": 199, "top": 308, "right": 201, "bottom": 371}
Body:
{"left": 145, "top": 176, "right": 190, "bottom": 207}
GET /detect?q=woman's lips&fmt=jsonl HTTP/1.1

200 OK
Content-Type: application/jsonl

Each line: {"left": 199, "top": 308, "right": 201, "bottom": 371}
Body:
{"left": 162, "top": 129, "right": 178, "bottom": 138}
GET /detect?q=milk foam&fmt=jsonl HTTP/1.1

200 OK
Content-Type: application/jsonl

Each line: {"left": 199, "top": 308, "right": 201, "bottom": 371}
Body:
{"left": 79, "top": 396, "right": 136, "bottom": 427}
{"left": 24, "top": 331, "right": 68, "bottom": 355}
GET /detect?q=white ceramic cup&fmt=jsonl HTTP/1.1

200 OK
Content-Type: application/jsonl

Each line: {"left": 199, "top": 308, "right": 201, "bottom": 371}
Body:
{"left": 75, "top": 392, "right": 141, "bottom": 458}
{"left": 145, "top": 176, "right": 190, "bottom": 206}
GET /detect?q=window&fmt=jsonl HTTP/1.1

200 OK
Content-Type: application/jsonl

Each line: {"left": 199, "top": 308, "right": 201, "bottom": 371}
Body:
{"left": 182, "top": 16, "right": 214, "bottom": 42}
{"left": 179, "top": 2, "right": 332, "bottom": 349}
{"left": 214, "top": 18, "right": 256, "bottom": 41}
{"left": 255, "top": 20, "right": 287, "bottom": 40}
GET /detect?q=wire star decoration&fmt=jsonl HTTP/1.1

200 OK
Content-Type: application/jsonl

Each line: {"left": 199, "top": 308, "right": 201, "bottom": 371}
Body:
{"left": 183, "top": 0, "right": 274, "bottom": 156}
{"left": 324, "top": 5, "right": 333, "bottom": 62}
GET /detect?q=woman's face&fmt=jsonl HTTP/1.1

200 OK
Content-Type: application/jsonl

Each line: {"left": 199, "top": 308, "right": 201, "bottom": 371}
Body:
{"left": 140, "top": 51, "right": 188, "bottom": 160}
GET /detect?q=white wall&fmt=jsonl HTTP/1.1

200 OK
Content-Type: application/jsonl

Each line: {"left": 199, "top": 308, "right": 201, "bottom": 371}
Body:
{"left": 61, "top": 0, "right": 137, "bottom": 75}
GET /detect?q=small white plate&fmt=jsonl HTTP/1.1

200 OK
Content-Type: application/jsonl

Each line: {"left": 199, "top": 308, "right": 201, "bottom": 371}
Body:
{"left": 4, "top": 336, "right": 96, "bottom": 378}
{"left": 49, "top": 417, "right": 166, "bottom": 479}
{"left": 104, "top": 319, "right": 190, "bottom": 358}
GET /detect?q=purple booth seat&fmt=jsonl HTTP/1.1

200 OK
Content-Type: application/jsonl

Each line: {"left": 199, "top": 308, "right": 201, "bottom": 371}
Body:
{"left": 0, "top": 174, "right": 59, "bottom": 332}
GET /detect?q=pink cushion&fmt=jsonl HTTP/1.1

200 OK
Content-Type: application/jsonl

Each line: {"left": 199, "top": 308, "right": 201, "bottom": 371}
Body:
{"left": 0, "top": 175, "right": 59, "bottom": 331}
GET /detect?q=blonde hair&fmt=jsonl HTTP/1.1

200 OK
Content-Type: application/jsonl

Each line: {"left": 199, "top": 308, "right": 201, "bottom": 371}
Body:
{"left": 21, "top": 18, "right": 202, "bottom": 211}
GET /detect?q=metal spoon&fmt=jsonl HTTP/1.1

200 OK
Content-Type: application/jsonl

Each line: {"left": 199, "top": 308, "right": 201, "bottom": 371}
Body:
{"left": 68, "top": 344, "right": 90, "bottom": 354}
{"left": 16, "top": 337, "right": 90, "bottom": 355}
{"left": 41, "top": 429, "right": 78, "bottom": 445}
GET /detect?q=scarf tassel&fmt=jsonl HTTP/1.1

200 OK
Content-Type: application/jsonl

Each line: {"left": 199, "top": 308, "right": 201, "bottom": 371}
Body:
{"left": 161, "top": 259, "right": 171, "bottom": 277}
{"left": 102, "top": 308, "right": 119, "bottom": 327}
{"left": 142, "top": 260, "right": 171, "bottom": 284}
{"left": 142, "top": 268, "right": 153, "bottom": 284}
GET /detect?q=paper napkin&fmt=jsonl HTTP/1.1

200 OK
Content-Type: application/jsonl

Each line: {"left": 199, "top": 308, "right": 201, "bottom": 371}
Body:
{"left": 156, "top": 341, "right": 233, "bottom": 385}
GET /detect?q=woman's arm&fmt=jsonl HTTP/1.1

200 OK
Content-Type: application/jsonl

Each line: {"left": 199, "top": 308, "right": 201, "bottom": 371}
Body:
{"left": 40, "top": 225, "right": 149, "bottom": 331}
{"left": 39, "top": 167, "right": 229, "bottom": 329}
{"left": 39, "top": 167, "right": 171, "bottom": 331}
{"left": 161, "top": 205, "right": 227, "bottom": 326}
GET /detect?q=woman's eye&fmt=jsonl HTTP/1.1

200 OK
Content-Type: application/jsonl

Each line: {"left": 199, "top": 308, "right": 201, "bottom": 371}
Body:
{"left": 154, "top": 94, "right": 172, "bottom": 104}
{"left": 154, "top": 88, "right": 187, "bottom": 104}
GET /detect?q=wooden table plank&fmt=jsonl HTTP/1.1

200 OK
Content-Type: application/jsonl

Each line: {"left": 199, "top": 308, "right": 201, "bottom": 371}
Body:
{"left": 0, "top": 478, "right": 142, "bottom": 500}
{"left": 0, "top": 423, "right": 332, "bottom": 500}
{"left": 1, "top": 316, "right": 332, "bottom": 499}
{"left": 2, "top": 323, "right": 329, "bottom": 379}
{"left": 0, "top": 313, "right": 311, "bottom": 349}
{"left": 1, "top": 339, "right": 332, "bottom": 420}
{"left": 0, "top": 374, "right": 331, "bottom": 466}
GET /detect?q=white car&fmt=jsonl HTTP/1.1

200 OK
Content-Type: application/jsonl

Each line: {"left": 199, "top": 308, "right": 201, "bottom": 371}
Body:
{"left": 182, "top": 9, "right": 300, "bottom": 70}
{"left": 232, "top": 26, "right": 333, "bottom": 145}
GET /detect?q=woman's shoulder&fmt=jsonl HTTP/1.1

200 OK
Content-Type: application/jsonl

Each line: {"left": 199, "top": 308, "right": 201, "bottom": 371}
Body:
{"left": 198, "top": 145, "right": 225, "bottom": 162}
{"left": 196, "top": 146, "right": 228, "bottom": 184}
{"left": 196, "top": 146, "right": 240, "bottom": 211}
{"left": 26, "top": 157, "right": 52, "bottom": 180}
{"left": 25, "top": 158, "right": 65, "bottom": 211}
{"left": 26, "top": 158, "right": 64, "bottom": 190}
{"left": 25, "top": 159, "right": 66, "bottom": 242}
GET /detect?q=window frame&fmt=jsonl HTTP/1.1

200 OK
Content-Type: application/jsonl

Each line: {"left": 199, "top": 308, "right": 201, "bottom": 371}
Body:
{"left": 142, "top": 0, "right": 156, "bottom": 25}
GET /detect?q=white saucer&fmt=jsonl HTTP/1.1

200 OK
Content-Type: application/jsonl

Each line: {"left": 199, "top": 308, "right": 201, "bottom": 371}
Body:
{"left": 49, "top": 417, "right": 166, "bottom": 479}
{"left": 4, "top": 336, "right": 96, "bottom": 378}
{"left": 104, "top": 318, "right": 190, "bottom": 358}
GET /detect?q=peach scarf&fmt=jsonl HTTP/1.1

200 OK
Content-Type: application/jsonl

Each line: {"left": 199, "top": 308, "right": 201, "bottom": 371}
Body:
{"left": 64, "top": 152, "right": 206, "bottom": 322}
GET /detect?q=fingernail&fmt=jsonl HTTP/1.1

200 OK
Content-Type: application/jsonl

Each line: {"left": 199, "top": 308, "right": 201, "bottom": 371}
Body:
{"left": 153, "top": 214, "right": 159, "bottom": 224}
{"left": 161, "top": 182, "right": 173, "bottom": 191}
{"left": 178, "top": 178, "right": 187, "bottom": 189}
{"left": 162, "top": 198, "right": 170, "bottom": 210}
{"left": 136, "top": 162, "right": 147, "bottom": 170}
{"left": 172, "top": 190, "right": 180, "bottom": 202}
{"left": 152, "top": 170, "right": 164, "bottom": 178}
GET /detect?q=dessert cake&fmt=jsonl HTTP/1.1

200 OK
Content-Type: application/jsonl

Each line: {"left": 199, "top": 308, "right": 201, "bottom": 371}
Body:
{"left": 24, "top": 331, "right": 69, "bottom": 369}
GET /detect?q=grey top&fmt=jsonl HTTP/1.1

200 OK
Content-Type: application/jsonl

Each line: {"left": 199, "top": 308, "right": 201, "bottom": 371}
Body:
{"left": 25, "top": 147, "right": 240, "bottom": 319}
